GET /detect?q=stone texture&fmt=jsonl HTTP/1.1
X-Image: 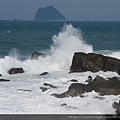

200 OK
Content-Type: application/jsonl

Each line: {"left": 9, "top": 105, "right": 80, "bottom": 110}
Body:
{"left": 52, "top": 75, "right": 120, "bottom": 98}
{"left": 70, "top": 52, "right": 120, "bottom": 74}
{"left": 8, "top": 68, "right": 25, "bottom": 74}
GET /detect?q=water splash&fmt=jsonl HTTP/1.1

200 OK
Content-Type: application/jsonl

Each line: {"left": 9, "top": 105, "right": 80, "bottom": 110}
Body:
{"left": 0, "top": 24, "right": 93, "bottom": 74}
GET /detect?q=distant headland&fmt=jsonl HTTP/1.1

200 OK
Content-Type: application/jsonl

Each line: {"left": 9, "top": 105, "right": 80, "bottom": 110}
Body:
{"left": 34, "top": 5, "right": 66, "bottom": 21}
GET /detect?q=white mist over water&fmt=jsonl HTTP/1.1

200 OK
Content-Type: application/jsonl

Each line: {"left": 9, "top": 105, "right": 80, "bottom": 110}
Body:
{"left": 0, "top": 24, "right": 93, "bottom": 74}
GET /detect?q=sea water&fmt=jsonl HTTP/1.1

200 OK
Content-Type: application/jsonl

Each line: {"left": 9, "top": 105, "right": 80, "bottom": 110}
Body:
{"left": 0, "top": 21, "right": 120, "bottom": 114}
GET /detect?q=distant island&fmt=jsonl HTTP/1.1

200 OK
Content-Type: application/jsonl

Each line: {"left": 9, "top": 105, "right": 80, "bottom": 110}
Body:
{"left": 34, "top": 5, "right": 66, "bottom": 21}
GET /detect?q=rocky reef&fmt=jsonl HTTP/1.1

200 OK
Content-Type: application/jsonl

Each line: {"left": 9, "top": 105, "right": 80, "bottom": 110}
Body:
{"left": 70, "top": 52, "right": 120, "bottom": 74}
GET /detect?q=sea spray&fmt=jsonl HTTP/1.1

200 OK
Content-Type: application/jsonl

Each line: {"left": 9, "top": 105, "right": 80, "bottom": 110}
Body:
{"left": 50, "top": 24, "right": 93, "bottom": 69}
{"left": 0, "top": 24, "right": 93, "bottom": 74}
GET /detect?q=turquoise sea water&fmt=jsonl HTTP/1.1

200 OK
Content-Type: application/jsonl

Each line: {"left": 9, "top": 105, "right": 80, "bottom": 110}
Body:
{"left": 0, "top": 21, "right": 120, "bottom": 59}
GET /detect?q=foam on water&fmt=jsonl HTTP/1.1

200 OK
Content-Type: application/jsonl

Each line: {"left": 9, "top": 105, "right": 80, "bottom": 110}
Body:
{"left": 0, "top": 24, "right": 93, "bottom": 74}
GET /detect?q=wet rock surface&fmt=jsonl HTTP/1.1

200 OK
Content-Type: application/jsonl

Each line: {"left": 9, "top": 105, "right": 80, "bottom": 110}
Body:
{"left": 40, "top": 83, "right": 57, "bottom": 92}
{"left": 0, "top": 79, "right": 10, "bottom": 82}
{"left": 8, "top": 68, "right": 25, "bottom": 74}
{"left": 70, "top": 52, "right": 120, "bottom": 74}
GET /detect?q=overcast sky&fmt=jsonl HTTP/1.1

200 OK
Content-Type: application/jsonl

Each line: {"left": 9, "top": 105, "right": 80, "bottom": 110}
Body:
{"left": 0, "top": 0, "right": 120, "bottom": 21}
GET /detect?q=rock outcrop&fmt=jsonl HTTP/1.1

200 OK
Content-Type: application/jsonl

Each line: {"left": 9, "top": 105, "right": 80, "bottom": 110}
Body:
{"left": 34, "top": 5, "right": 66, "bottom": 21}
{"left": 30, "top": 52, "right": 46, "bottom": 60}
{"left": 70, "top": 52, "right": 120, "bottom": 74}
{"left": 8, "top": 68, "right": 25, "bottom": 74}
{"left": 52, "top": 75, "right": 120, "bottom": 98}
{"left": 52, "top": 83, "right": 86, "bottom": 98}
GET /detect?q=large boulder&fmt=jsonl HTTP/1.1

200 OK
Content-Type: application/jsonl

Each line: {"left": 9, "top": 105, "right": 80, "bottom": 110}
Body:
{"left": 8, "top": 68, "right": 25, "bottom": 74}
{"left": 70, "top": 52, "right": 120, "bottom": 74}
{"left": 30, "top": 52, "right": 46, "bottom": 60}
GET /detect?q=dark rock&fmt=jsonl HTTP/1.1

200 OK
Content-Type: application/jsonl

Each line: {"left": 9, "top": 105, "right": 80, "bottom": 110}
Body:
{"left": 0, "top": 79, "right": 10, "bottom": 82}
{"left": 44, "top": 83, "right": 57, "bottom": 88}
{"left": 87, "top": 75, "right": 120, "bottom": 95}
{"left": 52, "top": 76, "right": 120, "bottom": 98}
{"left": 61, "top": 103, "right": 67, "bottom": 107}
{"left": 52, "top": 83, "right": 86, "bottom": 98}
{"left": 67, "top": 79, "right": 78, "bottom": 82}
{"left": 17, "top": 89, "right": 32, "bottom": 92}
{"left": 40, "top": 83, "right": 57, "bottom": 92}
{"left": 31, "top": 52, "right": 46, "bottom": 60}
{"left": 8, "top": 68, "right": 25, "bottom": 74}
{"left": 34, "top": 5, "right": 66, "bottom": 21}
{"left": 40, "top": 87, "right": 50, "bottom": 92}
{"left": 39, "top": 72, "right": 49, "bottom": 76}
{"left": 0, "top": 74, "right": 2, "bottom": 76}
{"left": 70, "top": 52, "right": 120, "bottom": 74}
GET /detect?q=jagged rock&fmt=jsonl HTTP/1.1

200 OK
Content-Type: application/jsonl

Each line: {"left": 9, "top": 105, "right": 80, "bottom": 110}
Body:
{"left": 34, "top": 6, "right": 66, "bottom": 21}
{"left": 39, "top": 72, "right": 49, "bottom": 76}
{"left": 44, "top": 83, "right": 57, "bottom": 88}
{"left": 40, "top": 87, "right": 50, "bottom": 92}
{"left": 40, "top": 83, "right": 57, "bottom": 92}
{"left": 87, "top": 76, "right": 120, "bottom": 95}
{"left": 8, "top": 68, "right": 25, "bottom": 74}
{"left": 30, "top": 52, "right": 46, "bottom": 59}
{"left": 52, "top": 76, "right": 120, "bottom": 98}
{"left": 70, "top": 52, "right": 120, "bottom": 74}
{"left": 0, "top": 79, "right": 10, "bottom": 82}
{"left": 67, "top": 79, "right": 78, "bottom": 82}
{"left": 52, "top": 83, "right": 86, "bottom": 98}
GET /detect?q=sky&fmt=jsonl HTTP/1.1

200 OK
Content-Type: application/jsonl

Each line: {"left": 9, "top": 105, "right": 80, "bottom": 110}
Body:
{"left": 0, "top": 0, "right": 120, "bottom": 21}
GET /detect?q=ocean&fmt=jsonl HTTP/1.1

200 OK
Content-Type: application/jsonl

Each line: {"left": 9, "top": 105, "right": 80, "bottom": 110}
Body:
{"left": 0, "top": 21, "right": 120, "bottom": 114}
